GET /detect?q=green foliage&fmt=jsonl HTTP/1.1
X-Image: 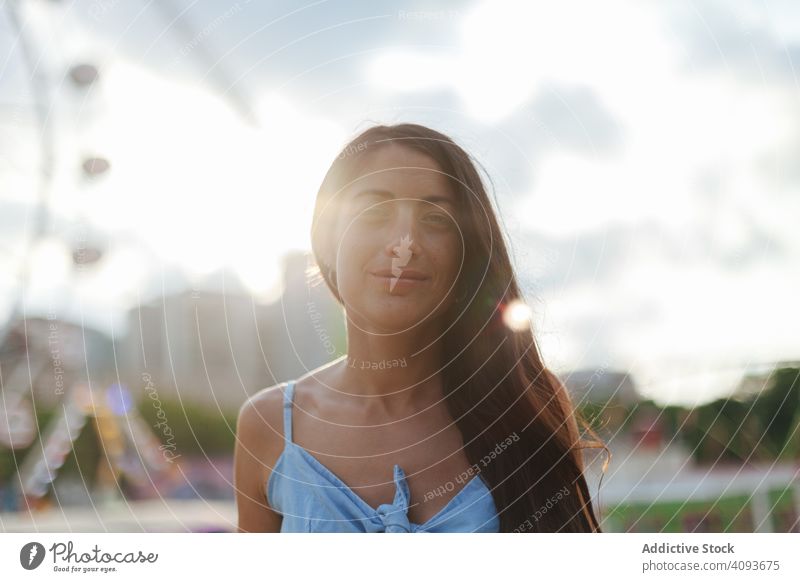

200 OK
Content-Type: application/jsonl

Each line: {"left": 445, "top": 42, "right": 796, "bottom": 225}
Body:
{"left": 755, "top": 367, "right": 800, "bottom": 459}
{"left": 0, "top": 407, "right": 56, "bottom": 485}
{"left": 680, "top": 367, "right": 800, "bottom": 463}
{"left": 605, "top": 484, "right": 798, "bottom": 532}
{"left": 577, "top": 401, "right": 637, "bottom": 439}
{"left": 135, "top": 397, "right": 238, "bottom": 456}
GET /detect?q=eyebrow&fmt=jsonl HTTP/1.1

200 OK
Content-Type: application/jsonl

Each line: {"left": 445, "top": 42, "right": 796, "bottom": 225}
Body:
{"left": 353, "top": 188, "right": 455, "bottom": 207}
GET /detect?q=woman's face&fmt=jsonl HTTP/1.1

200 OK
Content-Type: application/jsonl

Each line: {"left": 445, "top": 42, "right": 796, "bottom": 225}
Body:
{"left": 330, "top": 144, "right": 463, "bottom": 334}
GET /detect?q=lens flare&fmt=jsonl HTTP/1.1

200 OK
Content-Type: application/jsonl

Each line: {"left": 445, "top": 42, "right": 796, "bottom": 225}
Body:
{"left": 502, "top": 299, "right": 532, "bottom": 332}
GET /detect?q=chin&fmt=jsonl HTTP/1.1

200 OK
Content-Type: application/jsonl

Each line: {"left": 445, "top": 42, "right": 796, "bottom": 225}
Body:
{"left": 359, "top": 300, "right": 432, "bottom": 330}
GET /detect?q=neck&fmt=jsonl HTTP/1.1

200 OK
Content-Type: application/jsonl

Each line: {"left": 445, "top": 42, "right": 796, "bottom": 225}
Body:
{"left": 334, "top": 318, "right": 447, "bottom": 414}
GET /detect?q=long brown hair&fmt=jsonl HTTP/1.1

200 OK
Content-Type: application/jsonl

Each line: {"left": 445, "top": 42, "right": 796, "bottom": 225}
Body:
{"left": 309, "top": 122, "right": 607, "bottom": 532}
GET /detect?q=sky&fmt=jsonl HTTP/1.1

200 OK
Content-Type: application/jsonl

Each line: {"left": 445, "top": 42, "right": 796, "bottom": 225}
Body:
{"left": 1, "top": 0, "right": 799, "bottom": 405}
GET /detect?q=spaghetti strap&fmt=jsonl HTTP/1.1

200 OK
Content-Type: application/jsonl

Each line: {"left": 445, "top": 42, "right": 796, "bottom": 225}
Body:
{"left": 282, "top": 380, "right": 295, "bottom": 443}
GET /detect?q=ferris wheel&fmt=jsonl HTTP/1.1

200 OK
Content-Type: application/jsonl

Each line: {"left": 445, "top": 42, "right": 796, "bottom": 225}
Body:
{"left": 1, "top": 0, "right": 257, "bottom": 511}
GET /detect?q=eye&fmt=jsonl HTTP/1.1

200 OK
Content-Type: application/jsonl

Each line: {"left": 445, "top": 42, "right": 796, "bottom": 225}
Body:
{"left": 359, "top": 204, "right": 391, "bottom": 220}
{"left": 424, "top": 213, "right": 451, "bottom": 226}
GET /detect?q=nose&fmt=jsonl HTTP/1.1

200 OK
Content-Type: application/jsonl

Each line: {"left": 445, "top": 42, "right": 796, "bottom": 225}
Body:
{"left": 383, "top": 204, "right": 422, "bottom": 258}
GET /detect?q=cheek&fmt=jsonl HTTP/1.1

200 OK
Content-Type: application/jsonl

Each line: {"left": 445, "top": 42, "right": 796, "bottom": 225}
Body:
{"left": 334, "top": 238, "right": 371, "bottom": 289}
{"left": 432, "top": 238, "right": 464, "bottom": 287}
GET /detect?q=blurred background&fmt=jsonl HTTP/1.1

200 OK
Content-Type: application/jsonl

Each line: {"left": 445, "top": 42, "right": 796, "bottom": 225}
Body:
{"left": 0, "top": 0, "right": 798, "bottom": 532}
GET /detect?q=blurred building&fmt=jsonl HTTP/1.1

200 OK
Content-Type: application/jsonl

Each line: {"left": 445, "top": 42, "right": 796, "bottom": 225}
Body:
{"left": 122, "top": 251, "right": 344, "bottom": 411}
{"left": 561, "top": 368, "right": 639, "bottom": 407}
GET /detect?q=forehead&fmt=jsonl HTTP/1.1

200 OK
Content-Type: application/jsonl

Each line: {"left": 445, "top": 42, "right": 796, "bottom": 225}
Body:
{"left": 344, "top": 144, "right": 455, "bottom": 201}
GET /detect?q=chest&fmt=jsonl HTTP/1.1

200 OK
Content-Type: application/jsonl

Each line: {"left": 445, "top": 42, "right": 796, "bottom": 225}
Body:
{"left": 291, "top": 405, "right": 477, "bottom": 524}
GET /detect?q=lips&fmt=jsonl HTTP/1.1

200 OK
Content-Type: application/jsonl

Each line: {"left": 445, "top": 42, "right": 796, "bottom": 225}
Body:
{"left": 370, "top": 268, "right": 430, "bottom": 281}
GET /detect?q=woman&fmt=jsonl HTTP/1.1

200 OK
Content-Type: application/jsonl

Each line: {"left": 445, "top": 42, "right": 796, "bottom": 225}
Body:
{"left": 235, "top": 123, "right": 606, "bottom": 532}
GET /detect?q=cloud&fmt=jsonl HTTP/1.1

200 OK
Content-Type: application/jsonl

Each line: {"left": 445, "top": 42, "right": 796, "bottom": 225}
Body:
{"left": 665, "top": 0, "right": 800, "bottom": 84}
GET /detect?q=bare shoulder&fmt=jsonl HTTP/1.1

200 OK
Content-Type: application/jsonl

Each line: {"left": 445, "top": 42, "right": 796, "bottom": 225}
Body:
{"left": 236, "top": 355, "right": 345, "bottom": 448}
{"left": 234, "top": 382, "right": 290, "bottom": 532}
{"left": 236, "top": 382, "right": 288, "bottom": 458}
